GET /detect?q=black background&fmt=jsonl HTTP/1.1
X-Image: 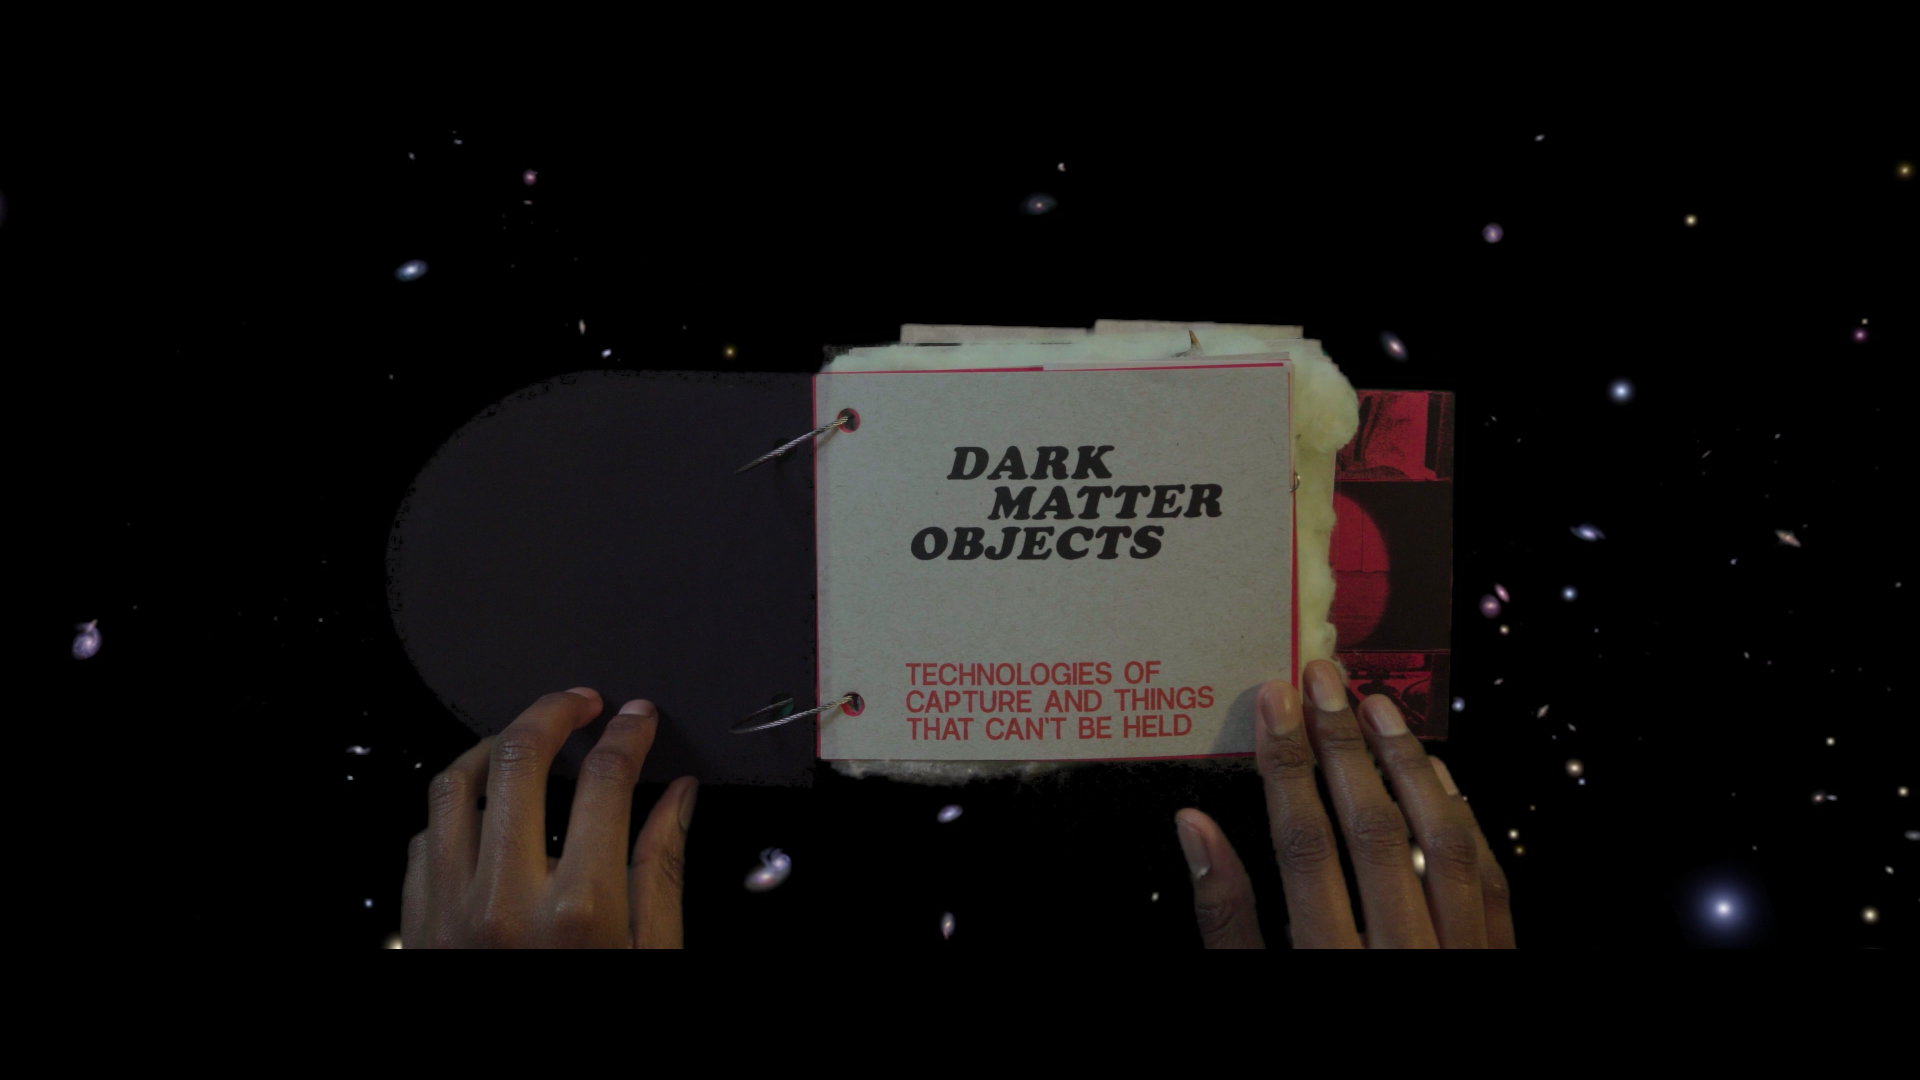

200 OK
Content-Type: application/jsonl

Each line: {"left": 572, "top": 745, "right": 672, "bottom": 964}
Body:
{"left": 20, "top": 111, "right": 1914, "bottom": 949}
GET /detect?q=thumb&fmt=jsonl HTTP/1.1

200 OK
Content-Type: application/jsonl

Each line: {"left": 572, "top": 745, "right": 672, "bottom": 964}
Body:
{"left": 629, "top": 776, "right": 696, "bottom": 949}
{"left": 1176, "top": 808, "right": 1266, "bottom": 949}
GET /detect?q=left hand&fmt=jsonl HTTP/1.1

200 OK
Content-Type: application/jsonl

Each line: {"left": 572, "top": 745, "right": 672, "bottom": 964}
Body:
{"left": 402, "top": 688, "right": 698, "bottom": 948}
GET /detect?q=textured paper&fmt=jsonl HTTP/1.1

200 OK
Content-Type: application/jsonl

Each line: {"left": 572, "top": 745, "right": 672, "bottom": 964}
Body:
{"left": 901, "top": 324, "right": 1089, "bottom": 342}
{"left": 815, "top": 361, "right": 1294, "bottom": 762}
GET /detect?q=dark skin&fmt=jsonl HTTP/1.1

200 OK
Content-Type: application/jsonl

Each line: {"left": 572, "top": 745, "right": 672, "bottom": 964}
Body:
{"left": 402, "top": 688, "right": 698, "bottom": 948}
{"left": 1175, "top": 659, "right": 1516, "bottom": 948}
{"left": 403, "top": 662, "right": 1512, "bottom": 949}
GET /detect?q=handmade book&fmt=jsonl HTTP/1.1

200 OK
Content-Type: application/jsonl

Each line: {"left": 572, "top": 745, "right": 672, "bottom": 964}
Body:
{"left": 386, "top": 320, "right": 1450, "bottom": 789}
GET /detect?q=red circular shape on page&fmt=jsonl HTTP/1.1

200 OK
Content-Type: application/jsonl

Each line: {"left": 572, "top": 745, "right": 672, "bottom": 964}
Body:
{"left": 1331, "top": 492, "right": 1391, "bottom": 646}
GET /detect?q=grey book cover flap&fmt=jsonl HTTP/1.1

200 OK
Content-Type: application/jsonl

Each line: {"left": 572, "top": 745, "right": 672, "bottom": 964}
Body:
{"left": 386, "top": 369, "right": 817, "bottom": 786}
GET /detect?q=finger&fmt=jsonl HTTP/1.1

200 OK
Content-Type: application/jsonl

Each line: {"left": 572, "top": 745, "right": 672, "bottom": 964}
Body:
{"left": 476, "top": 688, "right": 603, "bottom": 899}
{"left": 1300, "top": 660, "right": 1437, "bottom": 948}
{"left": 559, "top": 700, "right": 659, "bottom": 894}
{"left": 1431, "top": 757, "right": 1517, "bottom": 949}
{"left": 402, "top": 830, "right": 429, "bottom": 948}
{"left": 425, "top": 735, "right": 497, "bottom": 901}
{"left": 1356, "top": 696, "right": 1487, "bottom": 948}
{"left": 1253, "top": 679, "right": 1362, "bottom": 949}
{"left": 1175, "top": 808, "right": 1266, "bottom": 948}
{"left": 629, "top": 776, "right": 696, "bottom": 949}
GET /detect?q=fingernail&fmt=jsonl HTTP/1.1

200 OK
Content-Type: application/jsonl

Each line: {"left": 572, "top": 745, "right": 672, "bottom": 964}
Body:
{"left": 1259, "top": 681, "right": 1301, "bottom": 738}
{"left": 1361, "top": 696, "right": 1408, "bottom": 737}
{"left": 1431, "top": 757, "right": 1460, "bottom": 796}
{"left": 618, "top": 699, "right": 656, "bottom": 718}
{"left": 1305, "top": 661, "right": 1348, "bottom": 713}
{"left": 1175, "top": 813, "right": 1210, "bottom": 880}
{"left": 566, "top": 686, "right": 601, "bottom": 703}
{"left": 677, "top": 778, "right": 699, "bottom": 830}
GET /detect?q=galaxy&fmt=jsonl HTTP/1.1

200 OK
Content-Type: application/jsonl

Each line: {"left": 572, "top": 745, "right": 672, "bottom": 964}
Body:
{"left": 39, "top": 123, "right": 1900, "bottom": 952}
{"left": 71, "top": 620, "right": 100, "bottom": 660}
{"left": 744, "top": 848, "right": 792, "bottom": 893}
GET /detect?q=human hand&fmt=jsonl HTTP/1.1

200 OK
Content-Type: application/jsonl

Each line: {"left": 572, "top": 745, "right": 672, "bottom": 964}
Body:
{"left": 1175, "top": 660, "right": 1514, "bottom": 948}
{"left": 402, "top": 688, "right": 699, "bottom": 948}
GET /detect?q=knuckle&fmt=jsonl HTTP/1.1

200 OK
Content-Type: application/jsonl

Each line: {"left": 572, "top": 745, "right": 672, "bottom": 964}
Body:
{"left": 582, "top": 742, "right": 639, "bottom": 785}
{"left": 1271, "top": 818, "right": 1339, "bottom": 874}
{"left": 548, "top": 891, "right": 600, "bottom": 935}
{"left": 1376, "top": 738, "right": 1429, "bottom": 772}
{"left": 407, "top": 830, "right": 429, "bottom": 859}
{"left": 1314, "top": 719, "right": 1372, "bottom": 758}
{"left": 1345, "top": 804, "right": 1411, "bottom": 863}
{"left": 467, "top": 905, "right": 519, "bottom": 948}
{"left": 601, "top": 714, "right": 643, "bottom": 740}
{"left": 1421, "top": 824, "right": 1480, "bottom": 879}
{"left": 491, "top": 730, "right": 549, "bottom": 777}
{"left": 639, "top": 842, "right": 688, "bottom": 893}
{"left": 1265, "top": 727, "right": 1317, "bottom": 773}
{"left": 1192, "top": 895, "right": 1248, "bottom": 942}
{"left": 1480, "top": 859, "right": 1513, "bottom": 905}
{"left": 427, "top": 770, "right": 469, "bottom": 813}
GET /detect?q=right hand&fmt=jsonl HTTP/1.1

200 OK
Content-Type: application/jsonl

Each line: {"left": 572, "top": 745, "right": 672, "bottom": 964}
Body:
{"left": 1174, "top": 660, "right": 1515, "bottom": 948}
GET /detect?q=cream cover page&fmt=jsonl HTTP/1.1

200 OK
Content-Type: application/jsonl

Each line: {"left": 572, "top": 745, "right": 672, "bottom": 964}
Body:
{"left": 815, "top": 360, "right": 1295, "bottom": 761}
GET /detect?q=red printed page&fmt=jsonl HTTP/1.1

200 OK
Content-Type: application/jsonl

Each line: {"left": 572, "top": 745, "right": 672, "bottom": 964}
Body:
{"left": 1333, "top": 389, "right": 1456, "bottom": 740}
{"left": 814, "top": 362, "right": 1294, "bottom": 761}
